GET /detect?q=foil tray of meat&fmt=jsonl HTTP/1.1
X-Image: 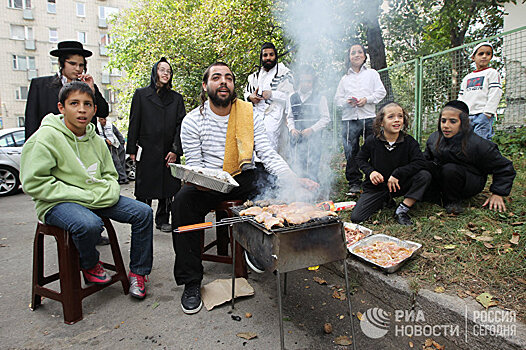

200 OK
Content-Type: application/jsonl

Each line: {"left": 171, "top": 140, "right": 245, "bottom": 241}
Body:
{"left": 169, "top": 164, "right": 239, "bottom": 193}
{"left": 349, "top": 234, "right": 422, "bottom": 273}
{"left": 343, "top": 222, "right": 373, "bottom": 251}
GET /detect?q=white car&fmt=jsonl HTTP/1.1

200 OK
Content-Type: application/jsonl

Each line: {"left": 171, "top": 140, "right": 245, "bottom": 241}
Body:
{"left": 0, "top": 127, "right": 25, "bottom": 196}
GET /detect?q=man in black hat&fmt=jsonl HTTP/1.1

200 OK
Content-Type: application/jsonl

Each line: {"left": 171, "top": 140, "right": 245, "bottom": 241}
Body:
{"left": 25, "top": 40, "right": 109, "bottom": 139}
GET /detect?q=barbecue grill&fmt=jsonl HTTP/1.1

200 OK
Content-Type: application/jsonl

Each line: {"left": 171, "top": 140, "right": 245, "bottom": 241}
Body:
{"left": 228, "top": 206, "right": 356, "bottom": 350}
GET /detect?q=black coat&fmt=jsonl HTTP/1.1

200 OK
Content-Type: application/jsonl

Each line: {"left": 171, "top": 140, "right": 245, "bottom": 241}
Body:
{"left": 24, "top": 74, "right": 109, "bottom": 139}
{"left": 424, "top": 131, "right": 516, "bottom": 196}
{"left": 357, "top": 133, "right": 427, "bottom": 190}
{"left": 126, "top": 70, "right": 186, "bottom": 199}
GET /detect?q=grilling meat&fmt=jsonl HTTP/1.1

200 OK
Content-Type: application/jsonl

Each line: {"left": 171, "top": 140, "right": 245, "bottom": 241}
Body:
{"left": 240, "top": 202, "right": 337, "bottom": 229}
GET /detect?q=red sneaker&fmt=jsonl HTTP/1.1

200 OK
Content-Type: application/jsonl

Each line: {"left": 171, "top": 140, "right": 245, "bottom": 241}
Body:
{"left": 128, "top": 272, "right": 147, "bottom": 299}
{"left": 82, "top": 262, "right": 111, "bottom": 284}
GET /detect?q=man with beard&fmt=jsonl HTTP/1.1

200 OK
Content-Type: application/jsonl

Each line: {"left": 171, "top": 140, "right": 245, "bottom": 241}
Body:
{"left": 172, "top": 62, "right": 318, "bottom": 315}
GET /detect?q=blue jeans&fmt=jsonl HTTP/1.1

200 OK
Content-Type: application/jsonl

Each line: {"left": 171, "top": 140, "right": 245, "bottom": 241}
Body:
{"left": 342, "top": 118, "right": 374, "bottom": 185}
{"left": 45, "top": 196, "right": 153, "bottom": 275}
{"left": 470, "top": 113, "right": 494, "bottom": 140}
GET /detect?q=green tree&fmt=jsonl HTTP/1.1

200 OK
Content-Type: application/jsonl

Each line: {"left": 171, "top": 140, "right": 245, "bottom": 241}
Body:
{"left": 108, "top": 0, "right": 284, "bottom": 128}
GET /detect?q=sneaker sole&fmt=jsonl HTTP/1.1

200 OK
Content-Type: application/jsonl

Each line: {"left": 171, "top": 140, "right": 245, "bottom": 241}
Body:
{"left": 181, "top": 300, "right": 203, "bottom": 314}
{"left": 244, "top": 251, "right": 264, "bottom": 274}
{"left": 130, "top": 291, "right": 146, "bottom": 299}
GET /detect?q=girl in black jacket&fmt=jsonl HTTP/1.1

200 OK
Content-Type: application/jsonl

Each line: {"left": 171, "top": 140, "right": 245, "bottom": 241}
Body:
{"left": 351, "top": 102, "right": 431, "bottom": 225}
{"left": 424, "top": 100, "right": 515, "bottom": 214}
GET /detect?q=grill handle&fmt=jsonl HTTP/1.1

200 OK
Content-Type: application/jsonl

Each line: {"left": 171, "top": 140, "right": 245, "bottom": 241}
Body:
{"left": 175, "top": 222, "right": 213, "bottom": 233}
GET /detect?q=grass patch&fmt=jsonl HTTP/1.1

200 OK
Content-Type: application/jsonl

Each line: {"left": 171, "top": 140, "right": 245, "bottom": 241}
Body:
{"left": 330, "top": 130, "right": 526, "bottom": 320}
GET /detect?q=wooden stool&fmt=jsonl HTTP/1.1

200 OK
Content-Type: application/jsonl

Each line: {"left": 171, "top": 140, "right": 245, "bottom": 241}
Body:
{"left": 30, "top": 218, "right": 130, "bottom": 324}
{"left": 201, "top": 200, "right": 247, "bottom": 278}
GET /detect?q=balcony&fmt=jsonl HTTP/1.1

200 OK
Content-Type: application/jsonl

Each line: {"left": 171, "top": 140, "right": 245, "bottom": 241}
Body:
{"left": 23, "top": 9, "right": 33, "bottom": 20}
{"left": 98, "top": 17, "right": 107, "bottom": 28}
{"left": 27, "top": 69, "right": 37, "bottom": 81}
{"left": 25, "top": 39, "right": 35, "bottom": 50}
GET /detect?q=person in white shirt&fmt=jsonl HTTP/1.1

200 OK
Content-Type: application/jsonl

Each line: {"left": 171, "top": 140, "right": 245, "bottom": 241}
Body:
{"left": 287, "top": 65, "right": 331, "bottom": 181}
{"left": 334, "top": 43, "right": 386, "bottom": 195}
{"left": 172, "top": 62, "right": 318, "bottom": 315}
{"left": 458, "top": 42, "right": 502, "bottom": 140}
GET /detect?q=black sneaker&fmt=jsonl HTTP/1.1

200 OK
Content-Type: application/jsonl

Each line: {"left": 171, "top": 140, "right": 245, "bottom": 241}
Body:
{"left": 394, "top": 212, "right": 413, "bottom": 226}
{"left": 244, "top": 251, "right": 265, "bottom": 274}
{"left": 181, "top": 283, "right": 202, "bottom": 314}
{"left": 445, "top": 202, "right": 464, "bottom": 215}
{"left": 155, "top": 223, "right": 172, "bottom": 232}
{"left": 96, "top": 235, "right": 110, "bottom": 246}
{"left": 346, "top": 184, "right": 362, "bottom": 196}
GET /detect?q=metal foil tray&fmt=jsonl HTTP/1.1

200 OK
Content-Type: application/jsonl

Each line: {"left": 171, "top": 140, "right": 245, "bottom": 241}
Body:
{"left": 169, "top": 164, "right": 239, "bottom": 193}
{"left": 349, "top": 234, "right": 422, "bottom": 273}
{"left": 343, "top": 222, "right": 373, "bottom": 251}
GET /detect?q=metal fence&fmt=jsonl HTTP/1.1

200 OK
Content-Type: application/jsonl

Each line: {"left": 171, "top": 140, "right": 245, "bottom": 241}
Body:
{"left": 377, "top": 26, "right": 526, "bottom": 143}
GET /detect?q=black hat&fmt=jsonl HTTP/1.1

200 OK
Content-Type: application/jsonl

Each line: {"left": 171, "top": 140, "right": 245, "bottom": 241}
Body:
{"left": 444, "top": 100, "right": 469, "bottom": 115}
{"left": 50, "top": 41, "right": 92, "bottom": 58}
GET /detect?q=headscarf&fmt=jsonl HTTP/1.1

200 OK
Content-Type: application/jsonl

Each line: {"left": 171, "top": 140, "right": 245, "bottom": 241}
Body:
{"left": 150, "top": 57, "right": 173, "bottom": 93}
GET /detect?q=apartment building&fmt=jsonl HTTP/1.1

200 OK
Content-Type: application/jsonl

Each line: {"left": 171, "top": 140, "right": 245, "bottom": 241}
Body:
{"left": 0, "top": 0, "right": 130, "bottom": 129}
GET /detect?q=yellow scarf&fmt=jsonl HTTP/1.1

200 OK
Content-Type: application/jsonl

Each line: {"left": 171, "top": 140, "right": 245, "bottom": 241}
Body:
{"left": 223, "top": 100, "right": 254, "bottom": 176}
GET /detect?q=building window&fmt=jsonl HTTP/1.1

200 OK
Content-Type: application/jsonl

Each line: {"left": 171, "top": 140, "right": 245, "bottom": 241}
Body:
{"left": 12, "top": 55, "right": 35, "bottom": 70}
{"left": 17, "top": 116, "right": 25, "bottom": 128}
{"left": 76, "top": 2, "right": 85, "bottom": 17}
{"left": 99, "top": 5, "right": 118, "bottom": 19}
{"left": 49, "top": 28, "right": 58, "bottom": 42}
{"left": 100, "top": 33, "right": 111, "bottom": 46}
{"left": 77, "top": 31, "right": 87, "bottom": 44}
{"left": 15, "top": 86, "right": 29, "bottom": 100}
{"left": 50, "top": 58, "right": 59, "bottom": 73}
{"left": 47, "top": 0, "right": 56, "bottom": 13}
{"left": 10, "top": 25, "right": 33, "bottom": 40}
{"left": 8, "top": 0, "right": 30, "bottom": 9}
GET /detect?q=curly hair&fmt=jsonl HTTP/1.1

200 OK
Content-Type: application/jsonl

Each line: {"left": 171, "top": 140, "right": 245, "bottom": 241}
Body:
{"left": 373, "top": 102, "right": 410, "bottom": 137}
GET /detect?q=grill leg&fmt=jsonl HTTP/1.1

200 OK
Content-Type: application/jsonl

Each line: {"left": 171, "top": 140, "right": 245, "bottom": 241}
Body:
{"left": 231, "top": 237, "right": 236, "bottom": 310}
{"left": 343, "top": 259, "right": 357, "bottom": 350}
{"left": 275, "top": 270, "right": 285, "bottom": 350}
{"left": 283, "top": 272, "right": 288, "bottom": 295}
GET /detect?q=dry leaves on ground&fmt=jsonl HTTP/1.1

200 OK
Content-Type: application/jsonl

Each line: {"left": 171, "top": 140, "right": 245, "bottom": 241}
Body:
{"left": 236, "top": 332, "right": 257, "bottom": 340}
{"left": 510, "top": 232, "right": 520, "bottom": 245}
{"left": 476, "top": 292, "right": 498, "bottom": 309}
{"left": 313, "top": 276, "right": 327, "bottom": 285}
{"left": 334, "top": 335, "right": 352, "bottom": 346}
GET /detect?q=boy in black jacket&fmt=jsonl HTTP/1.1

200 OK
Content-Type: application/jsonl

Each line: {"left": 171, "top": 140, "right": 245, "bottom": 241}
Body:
{"left": 351, "top": 102, "right": 431, "bottom": 225}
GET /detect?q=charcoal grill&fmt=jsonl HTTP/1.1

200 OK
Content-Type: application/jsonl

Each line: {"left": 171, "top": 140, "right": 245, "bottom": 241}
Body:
{"left": 229, "top": 206, "right": 356, "bottom": 350}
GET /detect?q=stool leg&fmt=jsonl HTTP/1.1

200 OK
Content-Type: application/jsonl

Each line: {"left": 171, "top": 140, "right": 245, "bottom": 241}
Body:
{"left": 103, "top": 219, "right": 130, "bottom": 294}
{"left": 57, "top": 230, "right": 83, "bottom": 324}
{"left": 30, "top": 228, "right": 44, "bottom": 310}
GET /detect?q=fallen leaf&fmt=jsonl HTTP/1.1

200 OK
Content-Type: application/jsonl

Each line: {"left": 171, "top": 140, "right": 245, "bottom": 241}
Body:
{"left": 483, "top": 243, "right": 494, "bottom": 249}
{"left": 313, "top": 276, "right": 327, "bottom": 285}
{"left": 356, "top": 311, "right": 363, "bottom": 320}
{"left": 425, "top": 338, "right": 433, "bottom": 347}
{"left": 421, "top": 251, "right": 440, "bottom": 259}
{"left": 409, "top": 341, "right": 414, "bottom": 348}
{"left": 476, "top": 292, "right": 498, "bottom": 309}
{"left": 510, "top": 222, "right": 524, "bottom": 226}
{"left": 236, "top": 332, "right": 257, "bottom": 340}
{"left": 323, "top": 323, "right": 333, "bottom": 334}
{"left": 510, "top": 232, "right": 520, "bottom": 245}
{"left": 432, "top": 340, "right": 445, "bottom": 349}
{"left": 334, "top": 336, "right": 352, "bottom": 346}
{"left": 245, "top": 313, "right": 252, "bottom": 318}
{"left": 151, "top": 301, "right": 159, "bottom": 309}
{"left": 339, "top": 315, "right": 345, "bottom": 320}
{"left": 433, "top": 235, "right": 443, "bottom": 241}
{"left": 443, "top": 244, "right": 456, "bottom": 250}
{"left": 434, "top": 286, "right": 445, "bottom": 293}
{"left": 476, "top": 236, "right": 494, "bottom": 242}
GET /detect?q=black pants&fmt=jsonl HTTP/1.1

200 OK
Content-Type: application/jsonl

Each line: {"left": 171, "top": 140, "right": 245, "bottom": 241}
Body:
{"left": 425, "top": 163, "right": 486, "bottom": 205}
{"left": 137, "top": 197, "right": 172, "bottom": 227}
{"left": 342, "top": 119, "right": 374, "bottom": 186}
{"left": 351, "top": 170, "right": 432, "bottom": 223}
{"left": 171, "top": 170, "right": 256, "bottom": 286}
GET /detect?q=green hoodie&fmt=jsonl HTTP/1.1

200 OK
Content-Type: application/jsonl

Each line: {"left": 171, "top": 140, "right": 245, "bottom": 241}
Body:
{"left": 21, "top": 113, "right": 120, "bottom": 222}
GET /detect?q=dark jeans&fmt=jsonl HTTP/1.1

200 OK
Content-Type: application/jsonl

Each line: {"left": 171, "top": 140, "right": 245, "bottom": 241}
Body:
{"left": 137, "top": 197, "right": 173, "bottom": 227}
{"left": 425, "top": 162, "right": 486, "bottom": 205}
{"left": 171, "top": 170, "right": 256, "bottom": 286}
{"left": 342, "top": 118, "right": 373, "bottom": 186}
{"left": 351, "top": 170, "right": 432, "bottom": 223}
{"left": 45, "top": 196, "right": 153, "bottom": 275}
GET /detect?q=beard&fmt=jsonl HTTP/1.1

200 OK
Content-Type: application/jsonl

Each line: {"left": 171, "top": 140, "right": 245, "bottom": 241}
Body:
{"left": 207, "top": 85, "right": 234, "bottom": 108}
{"left": 262, "top": 58, "right": 277, "bottom": 70}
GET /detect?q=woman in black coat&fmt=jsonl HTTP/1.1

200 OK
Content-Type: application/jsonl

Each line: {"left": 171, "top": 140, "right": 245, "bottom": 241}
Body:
{"left": 126, "top": 57, "right": 186, "bottom": 232}
{"left": 424, "top": 100, "right": 516, "bottom": 214}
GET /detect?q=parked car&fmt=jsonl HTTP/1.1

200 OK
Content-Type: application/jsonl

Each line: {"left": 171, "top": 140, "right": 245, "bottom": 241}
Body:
{"left": 0, "top": 127, "right": 25, "bottom": 196}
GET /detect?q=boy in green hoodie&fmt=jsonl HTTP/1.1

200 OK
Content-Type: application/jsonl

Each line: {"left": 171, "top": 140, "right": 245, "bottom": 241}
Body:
{"left": 21, "top": 81, "right": 153, "bottom": 300}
